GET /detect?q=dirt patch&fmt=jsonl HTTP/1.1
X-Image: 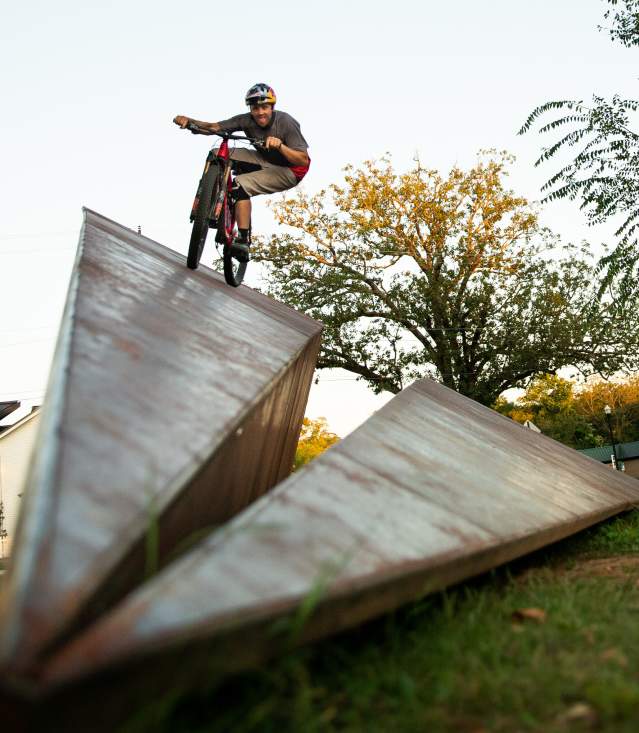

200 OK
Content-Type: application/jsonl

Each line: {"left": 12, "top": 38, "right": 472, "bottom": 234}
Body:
{"left": 560, "top": 555, "right": 639, "bottom": 580}
{"left": 517, "top": 555, "right": 639, "bottom": 584}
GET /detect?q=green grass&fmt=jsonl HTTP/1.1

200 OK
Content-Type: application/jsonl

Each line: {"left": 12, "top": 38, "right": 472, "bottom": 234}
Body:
{"left": 125, "top": 511, "right": 639, "bottom": 733}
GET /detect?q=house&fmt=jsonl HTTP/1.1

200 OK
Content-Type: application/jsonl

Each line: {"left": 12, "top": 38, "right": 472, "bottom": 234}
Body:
{"left": 0, "top": 401, "right": 20, "bottom": 424}
{"left": 0, "top": 407, "right": 41, "bottom": 558}
{"left": 578, "top": 440, "right": 639, "bottom": 479}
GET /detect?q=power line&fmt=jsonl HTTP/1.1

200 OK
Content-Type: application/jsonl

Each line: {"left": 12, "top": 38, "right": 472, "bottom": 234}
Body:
{"left": 0, "top": 336, "right": 56, "bottom": 348}
{"left": 0, "top": 395, "right": 45, "bottom": 404}
{"left": 0, "top": 230, "right": 77, "bottom": 241}
{"left": 0, "top": 325, "right": 59, "bottom": 336}
{"left": 0, "top": 389, "right": 46, "bottom": 397}
{"left": 0, "top": 244, "right": 76, "bottom": 256}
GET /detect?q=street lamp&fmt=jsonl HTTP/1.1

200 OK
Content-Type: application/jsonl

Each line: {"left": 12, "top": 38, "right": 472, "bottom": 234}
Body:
{"left": 604, "top": 404, "right": 621, "bottom": 470}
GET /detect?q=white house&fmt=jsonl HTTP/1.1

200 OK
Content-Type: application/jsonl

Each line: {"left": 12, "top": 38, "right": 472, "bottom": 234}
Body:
{"left": 0, "top": 408, "right": 41, "bottom": 558}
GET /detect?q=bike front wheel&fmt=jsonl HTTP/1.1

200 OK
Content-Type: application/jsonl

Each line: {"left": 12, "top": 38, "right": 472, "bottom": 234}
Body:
{"left": 187, "top": 162, "right": 218, "bottom": 270}
{"left": 223, "top": 247, "right": 248, "bottom": 287}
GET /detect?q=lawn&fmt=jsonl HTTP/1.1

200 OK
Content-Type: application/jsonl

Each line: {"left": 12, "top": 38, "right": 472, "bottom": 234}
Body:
{"left": 120, "top": 509, "right": 639, "bottom": 733}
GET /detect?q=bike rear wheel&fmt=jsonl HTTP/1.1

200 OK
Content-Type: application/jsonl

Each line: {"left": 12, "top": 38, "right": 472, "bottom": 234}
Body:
{"left": 187, "top": 162, "right": 218, "bottom": 270}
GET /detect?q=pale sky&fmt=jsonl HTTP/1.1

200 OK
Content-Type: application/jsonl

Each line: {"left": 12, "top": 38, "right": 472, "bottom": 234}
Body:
{"left": 0, "top": 0, "right": 636, "bottom": 435}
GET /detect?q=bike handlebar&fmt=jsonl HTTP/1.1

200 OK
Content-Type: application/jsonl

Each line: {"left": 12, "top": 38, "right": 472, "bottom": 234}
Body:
{"left": 185, "top": 121, "right": 263, "bottom": 147}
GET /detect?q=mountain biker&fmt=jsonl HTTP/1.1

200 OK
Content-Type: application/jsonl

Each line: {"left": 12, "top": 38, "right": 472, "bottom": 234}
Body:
{"left": 173, "top": 83, "right": 310, "bottom": 262}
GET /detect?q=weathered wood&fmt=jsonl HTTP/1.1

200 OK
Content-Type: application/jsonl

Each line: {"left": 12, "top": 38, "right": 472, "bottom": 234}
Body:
{"left": 40, "top": 379, "right": 639, "bottom": 695}
{"left": 0, "top": 210, "right": 322, "bottom": 680}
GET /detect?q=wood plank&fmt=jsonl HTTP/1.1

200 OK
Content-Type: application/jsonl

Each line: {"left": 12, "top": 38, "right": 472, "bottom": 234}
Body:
{"left": 0, "top": 210, "right": 321, "bottom": 679}
{"left": 40, "top": 378, "right": 639, "bottom": 694}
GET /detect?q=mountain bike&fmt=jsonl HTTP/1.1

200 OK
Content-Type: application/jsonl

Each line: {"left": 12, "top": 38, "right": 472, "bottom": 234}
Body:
{"left": 186, "top": 124, "right": 261, "bottom": 287}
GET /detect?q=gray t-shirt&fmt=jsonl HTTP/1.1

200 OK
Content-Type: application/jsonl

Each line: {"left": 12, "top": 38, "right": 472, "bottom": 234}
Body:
{"left": 217, "top": 110, "right": 309, "bottom": 168}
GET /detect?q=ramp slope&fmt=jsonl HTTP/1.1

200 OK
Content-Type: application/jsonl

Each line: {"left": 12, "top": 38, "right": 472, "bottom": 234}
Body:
{"left": 43, "top": 379, "right": 639, "bottom": 692}
{"left": 0, "top": 209, "right": 322, "bottom": 677}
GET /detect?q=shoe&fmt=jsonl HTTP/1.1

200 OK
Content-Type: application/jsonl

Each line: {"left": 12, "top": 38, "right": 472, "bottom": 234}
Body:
{"left": 229, "top": 239, "right": 250, "bottom": 263}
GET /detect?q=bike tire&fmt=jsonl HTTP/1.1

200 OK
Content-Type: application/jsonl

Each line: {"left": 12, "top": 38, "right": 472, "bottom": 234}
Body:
{"left": 187, "top": 163, "right": 218, "bottom": 270}
{"left": 223, "top": 247, "right": 247, "bottom": 287}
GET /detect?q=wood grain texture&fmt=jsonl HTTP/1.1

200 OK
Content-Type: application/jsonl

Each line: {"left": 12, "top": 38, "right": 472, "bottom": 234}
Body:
{"left": 41, "top": 378, "right": 639, "bottom": 694}
{"left": 0, "top": 210, "right": 321, "bottom": 679}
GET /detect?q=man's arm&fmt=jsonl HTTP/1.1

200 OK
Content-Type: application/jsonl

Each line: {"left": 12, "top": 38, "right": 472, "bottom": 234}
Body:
{"left": 173, "top": 116, "right": 222, "bottom": 135}
{"left": 264, "top": 137, "right": 310, "bottom": 166}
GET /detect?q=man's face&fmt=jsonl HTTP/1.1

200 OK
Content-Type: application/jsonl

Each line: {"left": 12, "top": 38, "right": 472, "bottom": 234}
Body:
{"left": 250, "top": 103, "right": 273, "bottom": 127}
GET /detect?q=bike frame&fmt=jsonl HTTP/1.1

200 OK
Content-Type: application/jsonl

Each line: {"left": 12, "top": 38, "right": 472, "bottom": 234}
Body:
{"left": 189, "top": 130, "right": 257, "bottom": 249}
{"left": 184, "top": 124, "right": 258, "bottom": 284}
{"left": 190, "top": 137, "right": 235, "bottom": 246}
{"left": 213, "top": 138, "right": 237, "bottom": 247}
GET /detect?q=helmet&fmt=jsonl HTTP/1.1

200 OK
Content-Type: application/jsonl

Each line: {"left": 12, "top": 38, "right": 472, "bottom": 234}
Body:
{"left": 245, "top": 83, "right": 276, "bottom": 107}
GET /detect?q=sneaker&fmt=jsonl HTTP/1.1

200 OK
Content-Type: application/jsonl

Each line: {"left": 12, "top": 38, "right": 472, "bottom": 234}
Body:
{"left": 229, "top": 239, "right": 250, "bottom": 263}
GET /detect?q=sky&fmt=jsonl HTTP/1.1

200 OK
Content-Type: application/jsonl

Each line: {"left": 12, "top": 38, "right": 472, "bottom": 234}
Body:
{"left": 0, "top": 0, "right": 636, "bottom": 436}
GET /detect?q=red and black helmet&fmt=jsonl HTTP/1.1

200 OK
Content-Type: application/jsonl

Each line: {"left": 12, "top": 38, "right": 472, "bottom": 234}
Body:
{"left": 245, "top": 83, "right": 276, "bottom": 106}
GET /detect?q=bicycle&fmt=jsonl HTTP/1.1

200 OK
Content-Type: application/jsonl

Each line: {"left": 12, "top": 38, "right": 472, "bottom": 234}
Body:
{"left": 185, "top": 123, "right": 262, "bottom": 287}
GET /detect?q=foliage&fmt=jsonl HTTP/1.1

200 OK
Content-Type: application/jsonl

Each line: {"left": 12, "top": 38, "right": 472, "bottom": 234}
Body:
{"left": 498, "top": 374, "right": 602, "bottom": 448}
{"left": 573, "top": 374, "right": 639, "bottom": 443}
{"left": 498, "top": 373, "right": 639, "bottom": 447}
{"left": 602, "top": 0, "right": 639, "bottom": 47}
{"left": 518, "top": 1, "right": 639, "bottom": 296}
{"left": 255, "top": 152, "right": 639, "bottom": 405}
{"left": 293, "top": 417, "right": 340, "bottom": 471}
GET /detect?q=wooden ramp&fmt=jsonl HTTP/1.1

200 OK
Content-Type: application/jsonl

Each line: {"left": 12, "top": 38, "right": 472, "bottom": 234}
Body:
{"left": 40, "top": 379, "right": 639, "bottom": 698}
{"left": 0, "top": 210, "right": 322, "bottom": 682}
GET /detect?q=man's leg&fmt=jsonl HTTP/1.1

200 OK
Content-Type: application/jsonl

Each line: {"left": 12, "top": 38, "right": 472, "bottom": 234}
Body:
{"left": 235, "top": 199, "right": 251, "bottom": 230}
{"left": 228, "top": 182, "right": 252, "bottom": 262}
{"left": 228, "top": 152, "right": 298, "bottom": 262}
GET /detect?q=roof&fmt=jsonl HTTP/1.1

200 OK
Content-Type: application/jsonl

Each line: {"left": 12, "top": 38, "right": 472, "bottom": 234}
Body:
{"left": 0, "top": 408, "right": 41, "bottom": 440}
{"left": 0, "top": 402, "right": 20, "bottom": 422}
{"left": 578, "top": 440, "right": 639, "bottom": 463}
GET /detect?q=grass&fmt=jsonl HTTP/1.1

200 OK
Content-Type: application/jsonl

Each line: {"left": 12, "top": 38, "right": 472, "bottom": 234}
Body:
{"left": 118, "top": 510, "right": 639, "bottom": 731}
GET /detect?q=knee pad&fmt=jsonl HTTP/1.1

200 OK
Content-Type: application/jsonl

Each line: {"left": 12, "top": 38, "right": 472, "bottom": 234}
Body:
{"left": 232, "top": 182, "right": 250, "bottom": 201}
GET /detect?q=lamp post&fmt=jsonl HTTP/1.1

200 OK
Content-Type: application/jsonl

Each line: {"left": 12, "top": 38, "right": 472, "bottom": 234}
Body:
{"left": 604, "top": 404, "right": 620, "bottom": 470}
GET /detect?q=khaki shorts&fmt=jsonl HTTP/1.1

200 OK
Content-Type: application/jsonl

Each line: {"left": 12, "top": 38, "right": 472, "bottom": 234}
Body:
{"left": 216, "top": 147, "right": 299, "bottom": 198}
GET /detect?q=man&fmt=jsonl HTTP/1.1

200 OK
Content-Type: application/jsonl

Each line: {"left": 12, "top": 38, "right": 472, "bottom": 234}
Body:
{"left": 173, "top": 83, "right": 310, "bottom": 262}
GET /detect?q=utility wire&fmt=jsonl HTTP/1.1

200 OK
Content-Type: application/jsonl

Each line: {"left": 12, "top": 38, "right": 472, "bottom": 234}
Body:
{"left": 0, "top": 336, "right": 56, "bottom": 348}
{"left": 0, "top": 325, "right": 59, "bottom": 335}
{"left": 0, "top": 245, "right": 77, "bottom": 256}
{"left": 0, "top": 393, "right": 45, "bottom": 402}
{"left": 0, "top": 231, "right": 77, "bottom": 240}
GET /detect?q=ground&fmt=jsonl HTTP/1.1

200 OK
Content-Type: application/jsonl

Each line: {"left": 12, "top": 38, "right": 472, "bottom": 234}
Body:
{"left": 118, "top": 509, "right": 639, "bottom": 733}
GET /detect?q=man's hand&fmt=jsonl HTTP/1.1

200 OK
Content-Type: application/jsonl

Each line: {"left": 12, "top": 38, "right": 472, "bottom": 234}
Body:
{"left": 265, "top": 136, "right": 283, "bottom": 151}
{"left": 173, "top": 115, "right": 190, "bottom": 128}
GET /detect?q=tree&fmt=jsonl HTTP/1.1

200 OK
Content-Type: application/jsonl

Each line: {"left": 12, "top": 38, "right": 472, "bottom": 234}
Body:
{"left": 255, "top": 152, "right": 639, "bottom": 405}
{"left": 294, "top": 417, "right": 340, "bottom": 471}
{"left": 501, "top": 374, "right": 601, "bottom": 448}
{"left": 602, "top": 0, "right": 639, "bottom": 47}
{"left": 498, "top": 373, "right": 639, "bottom": 448}
{"left": 518, "top": 0, "right": 639, "bottom": 296}
{"left": 573, "top": 375, "right": 639, "bottom": 443}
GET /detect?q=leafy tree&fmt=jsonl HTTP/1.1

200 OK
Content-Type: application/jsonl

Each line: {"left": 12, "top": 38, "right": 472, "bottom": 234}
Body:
{"left": 499, "top": 373, "right": 639, "bottom": 448}
{"left": 294, "top": 417, "right": 340, "bottom": 471}
{"left": 499, "top": 374, "right": 601, "bottom": 448}
{"left": 602, "top": 0, "right": 639, "bottom": 47}
{"left": 518, "top": 0, "right": 639, "bottom": 296}
{"left": 573, "top": 375, "right": 639, "bottom": 443}
{"left": 520, "top": 373, "right": 574, "bottom": 415}
{"left": 256, "top": 152, "right": 639, "bottom": 405}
